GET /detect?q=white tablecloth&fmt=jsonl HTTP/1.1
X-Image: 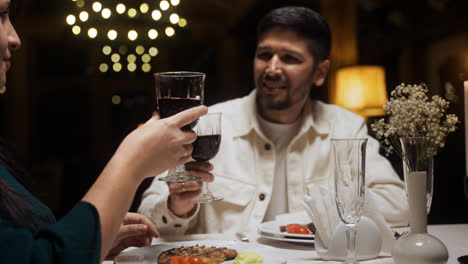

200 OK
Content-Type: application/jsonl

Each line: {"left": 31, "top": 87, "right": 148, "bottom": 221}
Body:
{"left": 104, "top": 224, "right": 468, "bottom": 264}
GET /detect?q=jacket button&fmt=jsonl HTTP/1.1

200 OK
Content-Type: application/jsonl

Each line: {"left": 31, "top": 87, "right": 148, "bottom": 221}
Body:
{"left": 259, "top": 193, "right": 266, "bottom": 201}
{"left": 264, "top": 144, "right": 271, "bottom": 151}
{"left": 162, "top": 215, "right": 168, "bottom": 224}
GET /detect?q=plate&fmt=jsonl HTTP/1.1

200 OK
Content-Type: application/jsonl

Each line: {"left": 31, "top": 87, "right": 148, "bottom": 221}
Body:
{"left": 257, "top": 219, "right": 315, "bottom": 239}
{"left": 115, "top": 240, "right": 286, "bottom": 264}
{"left": 258, "top": 231, "right": 315, "bottom": 245}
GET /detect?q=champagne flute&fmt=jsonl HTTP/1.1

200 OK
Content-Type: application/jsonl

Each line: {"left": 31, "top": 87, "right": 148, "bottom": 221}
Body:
{"left": 331, "top": 138, "right": 367, "bottom": 264}
{"left": 191, "top": 113, "right": 223, "bottom": 203}
{"left": 155, "top": 71, "right": 204, "bottom": 182}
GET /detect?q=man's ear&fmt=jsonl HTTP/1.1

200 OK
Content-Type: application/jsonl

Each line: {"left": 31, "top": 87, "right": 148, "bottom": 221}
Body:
{"left": 313, "top": 59, "right": 330, "bottom": 87}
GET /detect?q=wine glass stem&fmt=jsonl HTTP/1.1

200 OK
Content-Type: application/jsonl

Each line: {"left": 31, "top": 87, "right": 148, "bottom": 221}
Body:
{"left": 201, "top": 182, "right": 209, "bottom": 194}
{"left": 345, "top": 223, "right": 358, "bottom": 263}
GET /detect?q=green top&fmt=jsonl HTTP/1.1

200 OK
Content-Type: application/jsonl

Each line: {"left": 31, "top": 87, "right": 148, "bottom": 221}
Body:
{"left": 0, "top": 164, "right": 101, "bottom": 264}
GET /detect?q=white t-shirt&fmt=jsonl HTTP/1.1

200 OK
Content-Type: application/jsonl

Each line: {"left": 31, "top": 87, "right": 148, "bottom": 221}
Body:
{"left": 257, "top": 114, "right": 301, "bottom": 222}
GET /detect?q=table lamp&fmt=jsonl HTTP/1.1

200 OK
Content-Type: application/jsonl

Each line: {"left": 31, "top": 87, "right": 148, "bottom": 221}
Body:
{"left": 334, "top": 65, "right": 387, "bottom": 119}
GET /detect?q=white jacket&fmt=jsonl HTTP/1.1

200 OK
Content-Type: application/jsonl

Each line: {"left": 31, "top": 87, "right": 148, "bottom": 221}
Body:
{"left": 138, "top": 90, "right": 409, "bottom": 236}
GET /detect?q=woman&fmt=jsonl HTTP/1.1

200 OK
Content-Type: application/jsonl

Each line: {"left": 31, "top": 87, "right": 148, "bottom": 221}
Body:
{"left": 0, "top": 0, "right": 208, "bottom": 262}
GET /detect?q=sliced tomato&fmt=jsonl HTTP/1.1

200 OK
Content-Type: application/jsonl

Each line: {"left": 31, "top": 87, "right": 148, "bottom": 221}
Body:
{"left": 285, "top": 223, "right": 310, "bottom": 234}
{"left": 171, "top": 256, "right": 180, "bottom": 264}
{"left": 188, "top": 256, "right": 205, "bottom": 264}
{"left": 178, "top": 256, "right": 189, "bottom": 264}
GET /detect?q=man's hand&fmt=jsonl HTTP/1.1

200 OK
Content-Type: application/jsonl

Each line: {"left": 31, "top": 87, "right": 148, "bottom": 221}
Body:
{"left": 167, "top": 161, "right": 214, "bottom": 217}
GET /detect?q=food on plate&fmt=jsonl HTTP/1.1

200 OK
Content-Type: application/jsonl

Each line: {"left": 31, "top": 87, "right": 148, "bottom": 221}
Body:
{"left": 233, "top": 252, "right": 264, "bottom": 264}
{"left": 157, "top": 245, "right": 237, "bottom": 264}
{"left": 170, "top": 256, "right": 205, "bottom": 264}
{"left": 279, "top": 222, "right": 316, "bottom": 234}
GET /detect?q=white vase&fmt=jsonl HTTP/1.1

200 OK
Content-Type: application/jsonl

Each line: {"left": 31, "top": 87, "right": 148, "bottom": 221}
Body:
{"left": 391, "top": 170, "right": 448, "bottom": 264}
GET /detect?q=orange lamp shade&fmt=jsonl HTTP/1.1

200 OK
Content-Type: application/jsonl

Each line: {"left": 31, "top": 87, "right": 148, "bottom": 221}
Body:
{"left": 334, "top": 65, "right": 387, "bottom": 117}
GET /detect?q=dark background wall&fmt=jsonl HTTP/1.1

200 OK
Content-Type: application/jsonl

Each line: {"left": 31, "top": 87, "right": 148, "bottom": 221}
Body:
{"left": 0, "top": 0, "right": 467, "bottom": 224}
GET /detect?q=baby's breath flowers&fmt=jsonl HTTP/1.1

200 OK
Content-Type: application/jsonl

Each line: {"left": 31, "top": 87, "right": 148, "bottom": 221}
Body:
{"left": 371, "top": 83, "right": 459, "bottom": 162}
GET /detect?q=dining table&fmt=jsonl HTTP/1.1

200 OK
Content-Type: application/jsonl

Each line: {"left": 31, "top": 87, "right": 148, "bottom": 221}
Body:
{"left": 105, "top": 224, "right": 468, "bottom": 264}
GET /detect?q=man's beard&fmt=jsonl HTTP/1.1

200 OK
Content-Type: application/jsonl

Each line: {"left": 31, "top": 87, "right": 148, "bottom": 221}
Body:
{"left": 256, "top": 91, "right": 293, "bottom": 110}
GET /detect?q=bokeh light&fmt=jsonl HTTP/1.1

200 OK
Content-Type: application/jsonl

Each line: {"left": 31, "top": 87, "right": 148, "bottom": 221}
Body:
{"left": 148, "top": 29, "right": 158, "bottom": 39}
{"left": 99, "top": 63, "right": 109, "bottom": 72}
{"left": 102, "top": 45, "right": 112, "bottom": 55}
{"left": 165, "top": 27, "right": 175, "bottom": 37}
{"left": 116, "top": 3, "right": 126, "bottom": 14}
{"left": 142, "top": 63, "right": 152, "bottom": 72}
{"left": 88, "top": 28, "right": 98, "bottom": 38}
{"left": 128, "top": 30, "right": 138, "bottom": 41}
{"left": 79, "top": 11, "right": 89, "bottom": 22}
{"left": 108, "top": 30, "right": 117, "bottom": 40}
{"left": 178, "top": 18, "right": 187, "bottom": 27}
{"left": 102, "top": 8, "right": 111, "bottom": 19}
{"left": 169, "top": 13, "right": 179, "bottom": 24}
{"left": 112, "top": 95, "right": 121, "bottom": 104}
{"left": 142, "top": 54, "right": 151, "bottom": 63}
{"left": 136, "top": 45, "right": 145, "bottom": 55}
{"left": 113, "top": 63, "right": 122, "bottom": 72}
{"left": 72, "top": 25, "right": 81, "bottom": 35}
{"left": 140, "top": 3, "right": 149, "bottom": 13}
{"left": 111, "top": 53, "right": 121, "bottom": 62}
{"left": 92, "top": 2, "right": 102, "bottom": 12}
{"left": 171, "top": 0, "right": 180, "bottom": 6}
{"left": 152, "top": 10, "right": 161, "bottom": 20}
{"left": 149, "top": 47, "right": 159, "bottom": 56}
{"left": 127, "top": 54, "right": 137, "bottom": 63}
{"left": 119, "top": 45, "right": 128, "bottom": 55}
{"left": 160, "top": 0, "right": 170, "bottom": 11}
{"left": 66, "top": 15, "right": 76, "bottom": 25}
{"left": 128, "top": 8, "right": 137, "bottom": 18}
{"left": 127, "top": 63, "right": 137, "bottom": 72}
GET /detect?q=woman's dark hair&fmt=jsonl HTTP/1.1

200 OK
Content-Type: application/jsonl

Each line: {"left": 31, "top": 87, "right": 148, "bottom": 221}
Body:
{"left": 256, "top": 6, "right": 332, "bottom": 63}
{"left": 0, "top": 138, "right": 44, "bottom": 231}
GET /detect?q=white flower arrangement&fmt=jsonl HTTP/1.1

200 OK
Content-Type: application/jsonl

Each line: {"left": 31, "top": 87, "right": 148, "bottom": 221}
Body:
{"left": 371, "top": 83, "right": 459, "bottom": 161}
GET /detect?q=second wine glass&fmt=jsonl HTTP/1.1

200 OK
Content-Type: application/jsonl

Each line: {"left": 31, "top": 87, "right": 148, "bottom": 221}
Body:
{"left": 191, "top": 112, "right": 223, "bottom": 203}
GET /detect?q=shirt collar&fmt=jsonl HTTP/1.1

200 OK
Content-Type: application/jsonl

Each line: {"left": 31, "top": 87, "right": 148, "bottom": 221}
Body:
{"left": 232, "top": 89, "right": 331, "bottom": 137}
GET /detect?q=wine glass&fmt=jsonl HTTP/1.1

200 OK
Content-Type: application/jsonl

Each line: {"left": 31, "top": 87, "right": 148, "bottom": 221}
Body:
{"left": 331, "top": 138, "right": 367, "bottom": 264}
{"left": 154, "top": 71, "right": 204, "bottom": 182}
{"left": 191, "top": 112, "right": 223, "bottom": 203}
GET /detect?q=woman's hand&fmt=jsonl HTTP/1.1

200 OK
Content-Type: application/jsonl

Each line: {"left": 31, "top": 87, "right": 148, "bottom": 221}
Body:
{"left": 168, "top": 161, "right": 214, "bottom": 217}
{"left": 105, "top": 212, "right": 159, "bottom": 260}
{"left": 115, "top": 105, "right": 208, "bottom": 182}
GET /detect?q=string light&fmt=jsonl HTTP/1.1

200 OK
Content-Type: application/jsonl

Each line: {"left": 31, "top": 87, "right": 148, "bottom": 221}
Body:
{"left": 88, "top": 28, "right": 98, "bottom": 38}
{"left": 160, "top": 0, "right": 170, "bottom": 11}
{"left": 66, "top": 15, "right": 76, "bottom": 25}
{"left": 66, "top": 0, "right": 188, "bottom": 72}
{"left": 92, "top": 2, "right": 102, "bottom": 12}
{"left": 116, "top": 3, "right": 126, "bottom": 14}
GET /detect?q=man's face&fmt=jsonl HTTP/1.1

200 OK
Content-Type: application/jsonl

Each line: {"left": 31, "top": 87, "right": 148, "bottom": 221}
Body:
{"left": 254, "top": 27, "right": 325, "bottom": 110}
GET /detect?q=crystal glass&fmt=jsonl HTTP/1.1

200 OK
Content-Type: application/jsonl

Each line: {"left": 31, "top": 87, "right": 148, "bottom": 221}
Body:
{"left": 155, "top": 71, "right": 204, "bottom": 182}
{"left": 331, "top": 138, "right": 367, "bottom": 264}
{"left": 191, "top": 113, "right": 223, "bottom": 203}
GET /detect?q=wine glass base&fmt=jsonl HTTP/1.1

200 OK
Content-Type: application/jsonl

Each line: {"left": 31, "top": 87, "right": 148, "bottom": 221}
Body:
{"left": 158, "top": 175, "right": 202, "bottom": 183}
{"left": 192, "top": 194, "right": 223, "bottom": 204}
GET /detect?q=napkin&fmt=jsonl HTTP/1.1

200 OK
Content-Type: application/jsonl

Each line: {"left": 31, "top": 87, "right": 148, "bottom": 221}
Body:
{"left": 301, "top": 185, "right": 394, "bottom": 255}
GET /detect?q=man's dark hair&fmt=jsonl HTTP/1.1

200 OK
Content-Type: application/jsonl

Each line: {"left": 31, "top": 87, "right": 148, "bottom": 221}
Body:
{"left": 256, "top": 6, "right": 332, "bottom": 63}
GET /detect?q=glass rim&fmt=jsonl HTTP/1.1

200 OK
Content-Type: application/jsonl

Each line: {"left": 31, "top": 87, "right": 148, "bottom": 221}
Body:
{"left": 153, "top": 71, "right": 205, "bottom": 78}
{"left": 331, "top": 138, "right": 368, "bottom": 141}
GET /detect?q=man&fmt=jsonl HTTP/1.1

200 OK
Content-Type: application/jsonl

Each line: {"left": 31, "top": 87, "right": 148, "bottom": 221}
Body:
{"left": 138, "top": 6, "right": 409, "bottom": 235}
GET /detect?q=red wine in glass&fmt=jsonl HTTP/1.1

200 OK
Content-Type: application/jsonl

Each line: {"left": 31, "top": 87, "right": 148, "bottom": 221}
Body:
{"left": 192, "top": 135, "right": 221, "bottom": 161}
{"left": 158, "top": 97, "right": 201, "bottom": 130}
